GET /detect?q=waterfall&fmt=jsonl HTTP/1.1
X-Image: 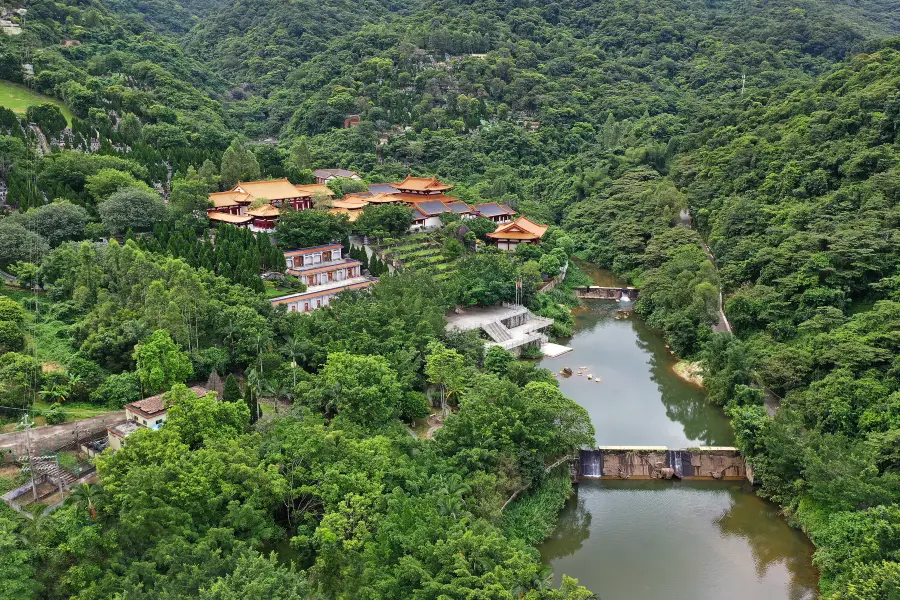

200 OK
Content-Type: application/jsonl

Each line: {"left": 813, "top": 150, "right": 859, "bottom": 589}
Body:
{"left": 667, "top": 450, "right": 685, "bottom": 478}
{"left": 618, "top": 292, "right": 631, "bottom": 303}
{"left": 580, "top": 449, "right": 602, "bottom": 478}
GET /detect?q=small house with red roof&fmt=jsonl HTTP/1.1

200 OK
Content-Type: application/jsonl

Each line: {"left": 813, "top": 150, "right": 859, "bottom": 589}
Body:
{"left": 107, "top": 385, "right": 210, "bottom": 451}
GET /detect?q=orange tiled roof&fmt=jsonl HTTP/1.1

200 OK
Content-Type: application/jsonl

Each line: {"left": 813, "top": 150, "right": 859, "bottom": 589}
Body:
{"left": 209, "top": 190, "right": 251, "bottom": 207}
{"left": 247, "top": 204, "right": 281, "bottom": 217}
{"left": 329, "top": 207, "right": 363, "bottom": 222}
{"left": 390, "top": 192, "right": 460, "bottom": 203}
{"left": 366, "top": 193, "right": 404, "bottom": 204}
{"left": 330, "top": 198, "right": 369, "bottom": 210}
{"left": 207, "top": 212, "right": 253, "bottom": 224}
{"left": 485, "top": 216, "right": 548, "bottom": 241}
{"left": 284, "top": 244, "right": 343, "bottom": 257}
{"left": 391, "top": 175, "right": 454, "bottom": 192}
{"left": 234, "top": 179, "right": 302, "bottom": 201}
{"left": 294, "top": 183, "right": 336, "bottom": 197}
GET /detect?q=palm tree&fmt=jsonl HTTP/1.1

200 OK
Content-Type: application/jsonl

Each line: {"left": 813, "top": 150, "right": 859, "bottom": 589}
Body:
{"left": 280, "top": 334, "right": 310, "bottom": 387}
{"left": 246, "top": 367, "right": 272, "bottom": 420}
{"left": 19, "top": 504, "right": 52, "bottom": 541}
{"left": 67, "top": 482, "right": 103, "bottom": 520}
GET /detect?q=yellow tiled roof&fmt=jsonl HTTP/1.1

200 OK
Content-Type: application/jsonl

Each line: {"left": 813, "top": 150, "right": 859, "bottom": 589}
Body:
{"left": 234, "top": 179, "right": 302, "bottom": 201}
{"left": 391, "top": 175, "right": 454, "bottom": 192}
{"left": 247, "top": 204, "right": 281, "bottom": 217}
{"left": 207, "top": 212, "right": 253, "bottom": 224}
{"left": 294, "top": 183, "right": 336, "bottom": 197}
{"left": 209, "top": 191, "right": 250, "bottom": 207}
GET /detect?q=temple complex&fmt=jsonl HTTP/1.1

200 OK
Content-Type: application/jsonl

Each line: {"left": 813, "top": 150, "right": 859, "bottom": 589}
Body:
{"left": 205, "top": 172, "right": 521, "bottom": 234}
{"left": 206, "top": 179, "right": 335, "bottom": 231}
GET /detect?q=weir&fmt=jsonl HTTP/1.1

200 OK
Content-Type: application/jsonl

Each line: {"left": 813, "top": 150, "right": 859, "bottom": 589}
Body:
{"left": 574, "top": 447, "right": 748, "bottom": 481}
{"left": 574, "top": 286, "right": 639, "bottom": 300}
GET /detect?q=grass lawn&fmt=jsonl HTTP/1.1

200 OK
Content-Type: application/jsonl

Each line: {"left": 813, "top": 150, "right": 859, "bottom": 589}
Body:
{"left": 0, "top": 80, "right": 74, "bottom": 125}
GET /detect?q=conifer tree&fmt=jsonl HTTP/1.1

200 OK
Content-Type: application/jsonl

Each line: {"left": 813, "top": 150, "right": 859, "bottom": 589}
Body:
{"left": 223, "top": 374, "right": 241, "bottom": 403}
{"left": 245, "top": 385, "right": 258, "bottom": 425}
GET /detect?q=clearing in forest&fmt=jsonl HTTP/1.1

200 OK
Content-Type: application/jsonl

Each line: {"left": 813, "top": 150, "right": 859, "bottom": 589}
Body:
{"left": 0, "top": 80, "right": 73, "bottom": 125}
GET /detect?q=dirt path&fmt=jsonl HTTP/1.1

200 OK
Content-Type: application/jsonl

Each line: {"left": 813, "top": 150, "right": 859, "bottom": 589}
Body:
{"left": 0, "top": 412, "right": 124, "bottom": 450}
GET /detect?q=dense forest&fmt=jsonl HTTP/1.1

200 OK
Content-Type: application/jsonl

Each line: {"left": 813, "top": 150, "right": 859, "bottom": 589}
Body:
{"left": 0, "top": 0, "right": 898, "bottom": 597}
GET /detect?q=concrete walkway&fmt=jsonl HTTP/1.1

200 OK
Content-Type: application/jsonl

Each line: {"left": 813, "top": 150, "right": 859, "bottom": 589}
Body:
{"left": 0, "top": 412, "right": 123, "bottom": 450}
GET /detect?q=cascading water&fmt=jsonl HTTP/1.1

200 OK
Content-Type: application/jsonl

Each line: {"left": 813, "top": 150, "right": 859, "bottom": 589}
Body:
{"left": 618, "top": 292, "right": 631, "bottom": 302}
{"left": 580, "top": 449, "right": 603, "bottom": 478}
{"left": 667, "top": 450, "right": 685, "bottom": 478}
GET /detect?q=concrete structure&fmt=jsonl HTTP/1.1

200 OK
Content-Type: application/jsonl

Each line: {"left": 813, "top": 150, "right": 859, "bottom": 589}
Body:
{"left": 272, "top": 244, "right": 376, "bottom": 312}
{"left": 446, "top": 302, "right": 553, "bottom": 355}
{"left": 577, "top": 447, "right": 748, "bottom": 481}
{"left": 574, "top": 286, "right": 638, "bottom": 301}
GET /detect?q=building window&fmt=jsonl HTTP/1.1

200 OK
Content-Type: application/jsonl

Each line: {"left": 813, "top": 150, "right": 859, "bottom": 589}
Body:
{"left": 156, "top": 419, "right": 163, "bottom": 425}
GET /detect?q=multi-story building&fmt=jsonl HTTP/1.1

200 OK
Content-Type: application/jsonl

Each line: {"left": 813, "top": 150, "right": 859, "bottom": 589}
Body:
{"left": 271, "top": 244, "right": 376, "bottom": 312}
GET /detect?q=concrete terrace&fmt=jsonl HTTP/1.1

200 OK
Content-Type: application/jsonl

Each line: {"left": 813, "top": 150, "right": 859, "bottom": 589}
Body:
{"left": 446, "top": 303, "right": 563, "bottom": 355}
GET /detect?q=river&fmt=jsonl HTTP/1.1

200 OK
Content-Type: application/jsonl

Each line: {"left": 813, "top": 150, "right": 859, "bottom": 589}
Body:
{"left": 537, "top": 267, "right": 818, "bottom": 600}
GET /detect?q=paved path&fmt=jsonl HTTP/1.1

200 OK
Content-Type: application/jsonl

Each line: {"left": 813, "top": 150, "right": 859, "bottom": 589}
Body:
{"left": 0, "top": 412, "right": 124, "bottom": 450}
{"left": 679, "top": 209, "right": 732, "bottom": 334}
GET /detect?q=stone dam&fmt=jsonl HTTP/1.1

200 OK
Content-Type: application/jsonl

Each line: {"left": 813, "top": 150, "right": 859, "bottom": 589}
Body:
{"left": 576, "top": 447, "right": 750, "bottom": 481}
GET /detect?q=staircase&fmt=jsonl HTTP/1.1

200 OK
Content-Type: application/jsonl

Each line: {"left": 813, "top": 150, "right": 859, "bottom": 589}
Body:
{"left": 482, "top": 320, "right": 512, "bottom": 343}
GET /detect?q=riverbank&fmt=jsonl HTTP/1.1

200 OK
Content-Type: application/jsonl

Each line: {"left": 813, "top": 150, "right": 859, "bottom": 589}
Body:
{"left": 672, "top": 359, "right": 704, "bottom": 387}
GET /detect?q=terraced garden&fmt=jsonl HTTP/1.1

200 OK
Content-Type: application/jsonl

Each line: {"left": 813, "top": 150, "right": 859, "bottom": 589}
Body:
{"left": 374, "top": 232, "right": 462, "bottom": 281}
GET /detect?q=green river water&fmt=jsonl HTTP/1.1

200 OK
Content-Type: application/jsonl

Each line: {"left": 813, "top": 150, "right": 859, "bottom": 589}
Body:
{"left": 536, "top": 268, "right": 818, "bottom": 600}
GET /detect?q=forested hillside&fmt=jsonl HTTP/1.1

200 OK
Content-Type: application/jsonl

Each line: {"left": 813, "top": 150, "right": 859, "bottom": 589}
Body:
{"left": 0, "top": 0, "right": 898, "bottom": 597}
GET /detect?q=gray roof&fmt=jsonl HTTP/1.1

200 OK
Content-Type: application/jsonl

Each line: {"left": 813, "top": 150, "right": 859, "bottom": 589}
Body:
{"left": 446, "top": 202, "right": 473, "bottom": 213}
{"left": 368, "top": 183, "right": 399, "bottom": 194}
{"left": 416, "top": 200, "right": 451, "bottom": 215}
{"left": 473, "top": 203, "right": 514, "bottom": 217}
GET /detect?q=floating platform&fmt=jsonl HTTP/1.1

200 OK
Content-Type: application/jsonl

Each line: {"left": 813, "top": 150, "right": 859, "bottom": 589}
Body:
{"left": 541, "top": 342, "right": 573, "bottom": 357}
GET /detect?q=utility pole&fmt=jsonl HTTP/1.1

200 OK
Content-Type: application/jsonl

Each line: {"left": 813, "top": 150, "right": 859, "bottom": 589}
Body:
{"left": 21, "top": 412, "right": 38, "bottom": 501}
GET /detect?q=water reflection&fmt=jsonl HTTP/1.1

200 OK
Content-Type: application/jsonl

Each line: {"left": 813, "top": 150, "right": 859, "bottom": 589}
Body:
{"left": 541, "top": 481, "right": 819, "bottom": 600}
{"left": 716, "top": 484, "right": 819, "bottom": 598}
{"left": 538, "top": 267, "right": 817, "bottom": 599}
{"left": 542, "top": 301, "right": 733, "bottom": 447}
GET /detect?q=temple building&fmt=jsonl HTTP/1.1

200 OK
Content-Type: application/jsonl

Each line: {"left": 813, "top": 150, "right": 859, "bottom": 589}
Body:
{"left": 473, "top": 202, "right": 516, "bottom": 223}
{"left": 328, "top": 197, "right": 369, "bottom": 222}
{"left": 392, "top": 175, "right": 454, "bottom": 195}
{"left": 272, "top": 244, "right": 376, "bottom": 312}
{"left": 206, "top": 179, "right": 335, "bottom": 232}
{"left": 486, "top": 216, "right": 548, "bottom": 251}
{"left": 313, "top": 168, "right": 362, "bottom": 184}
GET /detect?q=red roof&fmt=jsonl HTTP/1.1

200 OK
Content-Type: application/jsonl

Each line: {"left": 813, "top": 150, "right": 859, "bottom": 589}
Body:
{"left": 126, "top": 385, "right": 210, "bottom": 419}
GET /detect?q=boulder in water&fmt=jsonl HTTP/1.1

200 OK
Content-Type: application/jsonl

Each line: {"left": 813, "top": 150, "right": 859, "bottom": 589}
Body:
{"left": 562, "top": 367, "right": 573, "bottom": 376}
